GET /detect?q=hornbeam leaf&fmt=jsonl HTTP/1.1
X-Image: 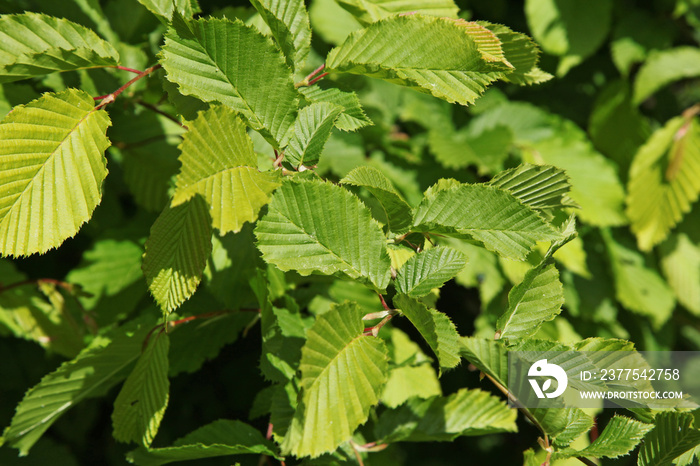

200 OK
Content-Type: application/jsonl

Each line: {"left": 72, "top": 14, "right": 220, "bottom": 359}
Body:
{"left": 284, "top": 102, "right": 343, "bottom": 169}
{"left": 554, "top": 415, "right": 653, "bottom": 460}
{"left": 341, "top": 166, "right": 413, "bottom": 233}
{"left": 0, "top": 89, "right": 111, "bottom": 257}
{"left": 137, "top": 0, "right": 198, "bottom": 21}
{"left": 336, "top": 0, "right": 459, "bottom": 25}
{"left": 626, "top": 117, "right": 700, "bottom": 251}
{"left": 281, "top": 302, "right": 388, "bottom": 457}
{"left": 255, "top": 179, "right": 392, "bottom": 291}
{"left": 394, "top": 294, "right": 461, "bottom": 371}
{"left": 375, "top": 388, "right": 517, "bottom": 443}
{"left": 496, "top": 263, "right": 564, "bottom": 342}
{"left": 660, "top": 233, "right": 700, "bottom": 316}
{"left": 459, "top": 337, "right": 508, "bottom": 385}
{"left": 326, "top": 15, "right": 513, "bottom": 107}
{"left": 479, "top": 22, "right": 553, "bottom": 85}
{"left": 161, "top": 15, "right": 299, "bottom": 146}
{"left": 143, "top": 196, "right": 212, "bottom": 313}
{"left": 601, "top": 229, "right": 675, "bottom": 328}
{"left": 525, "top": 0, "right": 612, "bottom": 76}
{"left": 1, "top": 317, "right": 155, "bottom": 455}
{"left": 489, "top": 164, "right": 576, "bottom": 210}
{"left": 112, "top": 332, "right": 170, "bottom": 447}
{"left": 395, "top": 247, "right": 467, "bottom": 298}
{"left": 0, "top": 13, "right": 119, "bottom": 83}
{"left": 299, "top": 86, "right": 372, "bottom": 131}
{"left": 127, "top": 420, "right": 279, "bottom": 466}
{"left": 250, "top": 0, "right": 311, "bottom": 70}
{"left": 173, "top": 106, "right": 282, "bottom": 234}
{"left": 638, "top": 412, "right": 700, "bottom": 466}
{"left": 633, "top": 47, "right": 700, "bottom": 105}
{"left": 413, "top": 182, "right": 562, "bottom": 260}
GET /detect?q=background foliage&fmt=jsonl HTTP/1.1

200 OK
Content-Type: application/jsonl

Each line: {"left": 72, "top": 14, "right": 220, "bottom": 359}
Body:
{"left": 1, "top": 0, "right": 700, "bottom": 465}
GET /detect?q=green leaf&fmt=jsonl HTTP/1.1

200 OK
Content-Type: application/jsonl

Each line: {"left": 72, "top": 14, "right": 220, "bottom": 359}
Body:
{"left": 326, "top": 15, "right": 513, "bottom": 107}
{"left": 638, "top": 412, "right": 700, "bottom": 466}
{"left": 601, "top": 230, "right": 675, "bottom": 329}
{"left": 588, "top": 81, "right": 651, "bottom": 176}
{"left": 395, "top": 247, "right": 467, "bottom": 298}
{"left": 284, "top": 102, "right": 343, "bottom": 169}
{"left": 633, "top": 47, "right": 700, "bottom": 105}
{"left": 459, "top": 337, "right": 508, "bottom": 386}
{"left": 626, "top": 117, "right": 700, "bottom": 251}
{"left": 0, "top": 263, "right": 84, "bottom": 357}
{"left": 429, "top": 125, "right": 513, "bottom": 175}
{"left": 533, "top": 407, "right": 594, "bottom": 443}
{"left": 142, "top": 196, "right": 213, "bottom": 313}
{"left": 127, "top": 420, "right": 278, "bottom": 466}
{"left": 479, "top": 22, "right": 553, "bottom": 85}
{"left": 336, "top": 0, "right": 459, "bottom": 24}
{"left": 413, "top": 182, "right": 562, "bottom": 260}
{"left": 0, "top": 13, "right": 119, "bottom": 83}
{"left": 161, "top": 15, "right": 299, "bottom": 146}
{"left": 488, "top": 164, "right": 576, "bottom": 210}
{"left": 381, "top": 364, "right": 441, "bottom": 408}
{"left": 250, "top": 0, "right": 311, "bottom": 70}
{"left": 525, "top": 0, "right": 612, "bottom": 76}
{"left": 281, "top": 302, "right": 388, "bottom": 457}
{"left": 66, "top": 238, "right": 145, "bottom": 311}
{"left": 496, "top": 262, "right": 564, "bottom": 342}
{"left": 1, "top": 317, "right": 155, "bottom": 455}
{"left": 113, "top": 332, "right": 170, "bottom": 447}
{"left": 394, "top": 294, "right": 461, "bottom": 371}
{"left": 554, "top": 415, "right": 653, "bottom": 460}
{"left": 173, "top": 105, "right": 282, "bottom": 234}
{"left": 0, "top": 89, "right": 110, "bottom": 257}
{"left": 660, "top": 233, "right": 700, "bottom": 316}
{"left": 137, "top": 0, "right": 197, "bottom": 21}
{"left": 299, "top": 86, "right": 372, "bottom": 132}
{"left": 255, "top": 179, "right": 392, "bottom": 291}
{"left": 341, "top": 166, "right": 413, "bottom": 233}
{"left": 375, "top": 388, "right": 517, "bottom": 442}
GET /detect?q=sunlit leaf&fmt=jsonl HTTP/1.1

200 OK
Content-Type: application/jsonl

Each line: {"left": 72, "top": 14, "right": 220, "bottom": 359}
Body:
{"left": 626, "top": 117, "right": 700, "bottom": 251}
{"left": 0, "top": 13, "right": 119, "bottom": 83}
{"left": 281, "top": 302, "right": 388, "bottom": 457}
{"left": 142, "top": 196, "right": 212, "bottom": 313}
{"left": 173, "top": 105, "right": 282, "bottom": 234}
{"left": 255, "top": 179, "right": 392, "bottom": 290}
{"left": 327, "top": 15, "right": 513, "bottom": 106}
{"left": 161, "top": 15, "right": 299, "bottom": 146}
{"left": 395, "top": 247, "right": 467, "bottom": 298}
{"left": 0, "top": 89, "right": 110, "bottom": 257}
{"left": 395, "top": 294, "right": 461, "bottom": 371}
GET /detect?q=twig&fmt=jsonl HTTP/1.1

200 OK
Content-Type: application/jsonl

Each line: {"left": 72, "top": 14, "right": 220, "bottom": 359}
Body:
{"left": 95, "top": 64, "right": 162, "bottom": 110}
{"left": 112, "top": 65, "right": 143, "bottom": 74}
{"left": 295, "top": 64, "right": 326, "bottom": 88}
{"left": 576, "top": 456, "right": 597, "bottom": 466}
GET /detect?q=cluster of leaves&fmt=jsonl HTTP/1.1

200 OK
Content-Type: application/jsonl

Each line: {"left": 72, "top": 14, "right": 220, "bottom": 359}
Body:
{"left": 0, "top": 0, "right": 699, "bottom": 465}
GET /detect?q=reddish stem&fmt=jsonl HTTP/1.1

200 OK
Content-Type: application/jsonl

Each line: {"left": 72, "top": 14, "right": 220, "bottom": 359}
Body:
{"left": 113, "top": 65, "right": 143, "bottom": 74}
{"left": 307, "top": 72, "right": 328, "bottom": 86}
{"left": 378, "top": 293, "right": 391, "bottom": 311}
{"left": 95, "top": 64, "right": 162, "bottom": 110}
{"left": 295, "top": 64, "right": 327, "bottom": 88}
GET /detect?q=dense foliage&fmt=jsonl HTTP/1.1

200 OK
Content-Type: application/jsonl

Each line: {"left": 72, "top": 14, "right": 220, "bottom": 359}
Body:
{"left": 1, "top": 0, "right": 700, "bottom": 465}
